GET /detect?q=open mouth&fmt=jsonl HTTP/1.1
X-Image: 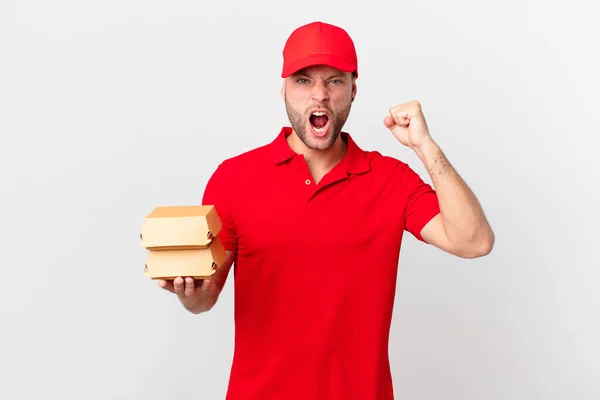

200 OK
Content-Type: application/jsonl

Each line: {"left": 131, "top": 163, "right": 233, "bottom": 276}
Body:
{"left": 309, "top": 111, "right": 330, "bottom": 136}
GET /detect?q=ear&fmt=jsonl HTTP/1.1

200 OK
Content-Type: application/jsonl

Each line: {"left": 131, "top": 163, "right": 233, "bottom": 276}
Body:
{"left": 351, "top": 79, "right": 357, "bottom": 102}
{"left": 280, "top": 79, "right": 285, "bottom": 100}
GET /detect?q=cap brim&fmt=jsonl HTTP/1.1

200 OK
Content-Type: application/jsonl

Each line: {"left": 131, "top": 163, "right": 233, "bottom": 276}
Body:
{"left": 281, "top": 54, "right": 357, "bottom": 78}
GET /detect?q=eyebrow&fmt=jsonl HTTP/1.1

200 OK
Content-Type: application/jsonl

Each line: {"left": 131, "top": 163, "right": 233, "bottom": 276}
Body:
{"left": 293, "top": 71, "right": 346, "bottom": 80}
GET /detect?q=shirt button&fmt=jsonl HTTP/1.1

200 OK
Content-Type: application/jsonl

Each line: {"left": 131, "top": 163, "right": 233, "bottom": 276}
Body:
{"left": 305, "top": 179, "right": 311, "bottom": 185}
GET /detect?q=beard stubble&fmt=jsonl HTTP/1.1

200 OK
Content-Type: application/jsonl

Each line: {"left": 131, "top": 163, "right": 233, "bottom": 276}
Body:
{"left": 284, "top": 95, "right": 352, "bottom": 151}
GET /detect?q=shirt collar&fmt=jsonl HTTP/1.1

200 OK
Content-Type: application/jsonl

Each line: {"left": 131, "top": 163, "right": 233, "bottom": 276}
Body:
{"left": 270, "top": 126, "right": 370, "bottom": 175}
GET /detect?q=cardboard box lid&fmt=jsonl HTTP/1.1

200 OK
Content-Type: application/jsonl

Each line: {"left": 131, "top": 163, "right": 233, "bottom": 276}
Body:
{"left": 140, "top": 205, "right": 222, "bottom": 250}
{"left": 144, "top": 234, "right": 227, "bottom": 280}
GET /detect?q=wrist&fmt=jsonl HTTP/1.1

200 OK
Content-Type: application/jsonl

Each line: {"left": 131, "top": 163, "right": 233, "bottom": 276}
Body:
{"left": 413, "top": 138, "right": 438, "bottom": 166}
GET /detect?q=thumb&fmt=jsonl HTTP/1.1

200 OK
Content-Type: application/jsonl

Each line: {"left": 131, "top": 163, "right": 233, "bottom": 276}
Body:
{"left": 383, "top": 116, "right": 404, "bottom": 136}
{"left": 383, "top": 115, "right": 409, "bottom": 146}
{"left": 383, "top": 116, "right": 396, "bottom": 129}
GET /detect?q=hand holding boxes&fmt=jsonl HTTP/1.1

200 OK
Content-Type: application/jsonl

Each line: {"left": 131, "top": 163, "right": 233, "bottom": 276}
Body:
{"left": 140, "top": 205, "right": 227, "bottom": 280}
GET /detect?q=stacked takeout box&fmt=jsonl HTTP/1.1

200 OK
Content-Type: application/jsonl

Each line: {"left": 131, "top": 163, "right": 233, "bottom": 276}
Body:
{"left": 140, "top": 205, "right": 226, "bottom": 280}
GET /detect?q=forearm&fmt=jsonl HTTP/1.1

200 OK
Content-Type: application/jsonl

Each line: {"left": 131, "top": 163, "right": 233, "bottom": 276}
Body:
{"left": 415, "top": 139, "right": 494, "bottom": 254}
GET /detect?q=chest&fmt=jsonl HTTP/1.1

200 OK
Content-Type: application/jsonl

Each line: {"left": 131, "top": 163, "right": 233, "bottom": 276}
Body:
{"left": 231, "top": 170, "right": 404, "bottom": 258}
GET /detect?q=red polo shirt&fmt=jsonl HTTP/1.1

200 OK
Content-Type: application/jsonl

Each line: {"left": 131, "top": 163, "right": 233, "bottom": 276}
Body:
{"left": 202, "top": 127, "right": 440, "bottom": 400}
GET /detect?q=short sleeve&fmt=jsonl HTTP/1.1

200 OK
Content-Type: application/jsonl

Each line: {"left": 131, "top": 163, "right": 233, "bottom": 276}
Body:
{"left": 202, "top": 161, "right": 238, "bottom": 252}
{"left": 401, "top": 164, "right": 440, "bottom": 243}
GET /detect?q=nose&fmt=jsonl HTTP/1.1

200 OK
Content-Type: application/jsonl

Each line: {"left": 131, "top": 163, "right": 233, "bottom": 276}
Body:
{"left": 311, "top": 81, "right": 329, "bottom": 103}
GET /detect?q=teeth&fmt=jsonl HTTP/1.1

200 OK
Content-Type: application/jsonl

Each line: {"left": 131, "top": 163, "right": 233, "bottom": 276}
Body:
{"left": 310, "top": 111, "right": 328, "bottom": 133}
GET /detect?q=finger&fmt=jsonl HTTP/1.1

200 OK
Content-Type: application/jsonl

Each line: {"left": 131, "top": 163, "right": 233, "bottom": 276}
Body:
{"left": 392, "top": 100, "right": 419, "bottom": 112}
{"left": 184, "top": 277, "right": 196, "bottom": 297}
{"left": 392, "top": 111, "right": 410, "bottom": 127}
{"left": 387, "top": 107, "right": 411, "bottom": 126}
{"left": 197, "top": 279, "right": 215, "bottom": 295}
{"left": 389, "top": 104, "right": 402, "bottom": 115}
{"left": 157, "top": 279, "right": 175, "bottom": 293}
{"left": 173, "top": 277, "right": 185, "bottom": 296}
{"left": 200, "top": 278, "right": 213, "bottom": 291}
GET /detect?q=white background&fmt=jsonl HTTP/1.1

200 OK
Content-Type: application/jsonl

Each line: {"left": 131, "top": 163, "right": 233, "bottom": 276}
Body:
{"left": 1, "top": 0, "right": 598, "bottom": 399}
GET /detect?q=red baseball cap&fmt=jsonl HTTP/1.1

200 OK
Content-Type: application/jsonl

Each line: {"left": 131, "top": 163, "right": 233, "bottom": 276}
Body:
{"left": 281, "top": 21, "right": 358, "bottom": 78}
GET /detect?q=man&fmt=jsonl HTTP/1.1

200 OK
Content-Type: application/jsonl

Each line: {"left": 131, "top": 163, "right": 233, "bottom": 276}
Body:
{"left": 158, "top": 21, "right": 494, "bottom": 400}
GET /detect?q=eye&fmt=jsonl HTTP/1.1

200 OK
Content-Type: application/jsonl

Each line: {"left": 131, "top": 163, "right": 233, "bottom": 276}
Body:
{"left": 297, "top": 78, "right": 309, "bottom": 84}
{"left": 329, "top": 79, "right": 343, "bottom": 85}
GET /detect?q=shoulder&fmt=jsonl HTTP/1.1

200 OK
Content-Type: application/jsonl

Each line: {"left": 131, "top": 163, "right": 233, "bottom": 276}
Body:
{"left": 209, "top": 141, "right": 271, "bottom": 175}
{"left": 217, "top": 142, "right": 272, "bottom": 172}
{"left": 202, "top": 142, "right": 271, "bottom": 203}
{"left": 362, "top": 148, "right": 413, "bottom": 176}
{"left": 355, "top": 142, "right": 426, "bottom": 190}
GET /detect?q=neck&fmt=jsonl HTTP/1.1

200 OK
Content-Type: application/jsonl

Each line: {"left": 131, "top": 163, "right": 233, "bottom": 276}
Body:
{"left": 287, "top": 129, "right": 347, "bottom": 183}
